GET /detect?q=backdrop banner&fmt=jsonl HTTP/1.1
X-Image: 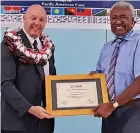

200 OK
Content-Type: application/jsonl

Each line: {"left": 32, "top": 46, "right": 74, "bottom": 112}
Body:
{"left": 1, "top": 1, "right": 140, "bottom": 29}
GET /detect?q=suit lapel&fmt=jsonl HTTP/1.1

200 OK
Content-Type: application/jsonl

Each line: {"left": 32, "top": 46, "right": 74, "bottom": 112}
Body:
{"left": 17, "top": 29, "right": 45, "bottom": 81}
{"left": 17, "top": 29, "right": 32, "bottom": 49}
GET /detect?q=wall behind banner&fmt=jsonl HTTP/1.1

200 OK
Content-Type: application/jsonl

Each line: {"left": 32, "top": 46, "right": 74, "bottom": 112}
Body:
{"left": 1, "top": 27, "right": 140, "bottom": 133}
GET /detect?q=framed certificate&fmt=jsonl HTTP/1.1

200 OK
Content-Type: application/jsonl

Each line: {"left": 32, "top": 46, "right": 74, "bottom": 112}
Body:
{"left": 45, "top": 74, "right": 109, "bottom": 117}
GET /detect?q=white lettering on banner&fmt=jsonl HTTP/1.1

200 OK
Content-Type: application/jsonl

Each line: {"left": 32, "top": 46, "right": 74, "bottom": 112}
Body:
{"left": 67, "top": 16, "right": 77, "bottom": 23}
{"left": 42, "top": 2, "right": 85, "bottom": 7}
{"left": 0, "top": 14, "right": 140, "bottom": 30}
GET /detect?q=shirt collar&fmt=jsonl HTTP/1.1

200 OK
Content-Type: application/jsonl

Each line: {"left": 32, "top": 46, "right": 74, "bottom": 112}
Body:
{"left": 23, "top": 27, "right": 40, "bottom": 45}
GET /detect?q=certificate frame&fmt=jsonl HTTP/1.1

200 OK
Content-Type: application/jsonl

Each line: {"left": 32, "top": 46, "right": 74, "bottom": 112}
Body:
{"left": 45, "top": 74, "right": 109, "bottom": 117}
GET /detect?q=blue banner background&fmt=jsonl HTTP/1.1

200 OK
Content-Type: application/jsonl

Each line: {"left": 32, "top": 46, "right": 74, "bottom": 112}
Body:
{"left": 1, "top": 1, "right": 140, "bottom": 8}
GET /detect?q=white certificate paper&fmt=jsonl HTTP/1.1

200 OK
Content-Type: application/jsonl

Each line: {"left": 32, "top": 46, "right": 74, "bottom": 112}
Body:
{"left": 56, "top": 82, "right": 98, "bottom": 108}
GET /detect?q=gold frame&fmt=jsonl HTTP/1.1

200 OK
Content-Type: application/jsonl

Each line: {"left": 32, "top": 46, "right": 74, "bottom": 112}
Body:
{"left": 45, "top": 74, "right": 109, "bottom": 117}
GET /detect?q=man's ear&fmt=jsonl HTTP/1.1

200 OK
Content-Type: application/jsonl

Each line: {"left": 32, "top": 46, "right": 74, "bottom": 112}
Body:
{"left": 132, "top": 18, "right": 136, "bottom": 26}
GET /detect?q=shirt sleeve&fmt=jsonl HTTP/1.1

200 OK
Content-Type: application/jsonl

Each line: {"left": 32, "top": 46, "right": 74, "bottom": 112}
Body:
{"left": 96, "top": 42, "right": 108, "bottom": 73}
{"left": 134, "top": 36, "right": 140, "bottom": 78}
{"left": 96, "top": 52, "right": 103, "bottom": 73}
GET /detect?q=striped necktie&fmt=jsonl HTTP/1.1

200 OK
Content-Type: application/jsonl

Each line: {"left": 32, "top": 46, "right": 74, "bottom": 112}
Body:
{"left": 107, "top": 38, "right": 123, "bottom": 100}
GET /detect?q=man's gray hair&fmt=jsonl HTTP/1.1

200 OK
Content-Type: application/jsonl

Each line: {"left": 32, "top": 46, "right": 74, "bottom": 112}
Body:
{"left": 110, "top": 1, "right": 135, "bottom": 18}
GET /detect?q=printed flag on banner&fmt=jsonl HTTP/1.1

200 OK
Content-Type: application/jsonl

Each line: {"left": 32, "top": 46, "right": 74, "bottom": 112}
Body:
{"left": 4, "top": 6, "right": 20, "bottom": 14}
{"left": 92, "top": 9, "right": 107, "bottom": 16}
{"left": 44, "top": 7, "right": 51, "bottom": 15}
{"left": 20, "top": 6, "right": 28, "bottom": 14}
{"left": 51, "top": 8, "right": 64, "bottom": 15}
{"left": 65, "top": 8, "right": 77, "bottom": 15}
{"left": 20, "top": 7, "right": 51, "bottom": 15}
{"left": 76, "top": 8, "right": 91, "bottom": 16}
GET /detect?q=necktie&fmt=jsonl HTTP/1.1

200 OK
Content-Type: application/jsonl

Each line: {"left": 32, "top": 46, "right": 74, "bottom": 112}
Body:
{"left": 32, "top": 40, "right": 45, "bottom": 80}
{"left": 107, "top": 38, "right": 123, "bottom": 100}
{"left": 32, "top": 40, "right": 38, "bottom": 50}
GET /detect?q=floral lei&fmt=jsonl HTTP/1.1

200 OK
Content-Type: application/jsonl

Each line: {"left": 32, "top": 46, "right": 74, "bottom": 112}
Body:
{"left": 4, "top": 28, "right": 55, "bottom": 65}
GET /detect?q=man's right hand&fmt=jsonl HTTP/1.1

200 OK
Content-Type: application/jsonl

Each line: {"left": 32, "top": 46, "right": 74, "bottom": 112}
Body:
{"left": 89, "top": 71, "right": 97, "bottom": 75}
{"left": 28, "top": 106, "right": 53, "bottom": 119}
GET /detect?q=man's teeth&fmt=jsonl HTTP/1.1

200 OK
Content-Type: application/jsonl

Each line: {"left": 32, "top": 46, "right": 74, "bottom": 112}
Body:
{"left": 33, "top": 28, "right": 39, "bottom": 30}
{"left": 116, "top": 27, "right": 123, "bottom": 29}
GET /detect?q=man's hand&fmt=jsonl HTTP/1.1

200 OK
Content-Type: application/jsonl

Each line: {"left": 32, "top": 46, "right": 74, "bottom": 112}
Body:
{"left": 92, "top": 102, "right": 115, "bottom": 118}
{"left": 89, "top": 71, "right": 97, "bottom": 75}
{"left": 28, "top": 106, "right": 53, "bottom": 119}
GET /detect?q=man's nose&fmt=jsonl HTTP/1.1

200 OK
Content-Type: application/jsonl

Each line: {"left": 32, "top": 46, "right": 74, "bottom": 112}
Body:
{"left": 35, "top": 18, "right": 40, "bottom": 25}
{"left": 115, "top": 18, "right": 122, "bottom": 24}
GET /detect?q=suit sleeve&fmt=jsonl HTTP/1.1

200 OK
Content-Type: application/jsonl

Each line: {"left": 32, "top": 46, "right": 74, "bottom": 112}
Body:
{"left": 1, "top": 41, "right": 32, "bottom": 117}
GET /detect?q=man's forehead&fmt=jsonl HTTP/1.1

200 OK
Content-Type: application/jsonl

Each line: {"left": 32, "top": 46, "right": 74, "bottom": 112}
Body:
{"left": 29, "top": 13, "right": 46, "bottom": 17}
{"left": 111, "top": 7, "right": 132, "bottom": 16}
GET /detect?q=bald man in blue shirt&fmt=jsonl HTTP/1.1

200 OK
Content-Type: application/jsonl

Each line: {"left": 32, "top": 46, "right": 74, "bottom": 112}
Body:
{"left": 90, "top": 1, "right": 140, "bottom": 133}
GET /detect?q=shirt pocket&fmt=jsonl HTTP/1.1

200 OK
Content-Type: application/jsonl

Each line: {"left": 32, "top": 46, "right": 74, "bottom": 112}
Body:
{"left": 115, "top": 51, "right": 134, "bottom": 75}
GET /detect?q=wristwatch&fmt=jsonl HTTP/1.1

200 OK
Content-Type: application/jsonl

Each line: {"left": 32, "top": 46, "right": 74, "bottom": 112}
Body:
{"left": 111, "top": 99, "right": 119, "bottom": 108}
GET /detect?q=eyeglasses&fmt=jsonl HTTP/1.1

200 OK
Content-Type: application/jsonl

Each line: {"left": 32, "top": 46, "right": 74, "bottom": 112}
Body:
{"left": 110, "top": 15, "right": 129, "bottom": 22}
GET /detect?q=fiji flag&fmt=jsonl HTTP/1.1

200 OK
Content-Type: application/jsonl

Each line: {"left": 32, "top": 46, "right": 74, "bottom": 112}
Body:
{"left": 51, "top": 8, "right": 64, "bottom": 15}
{"left": 20, "top": 6, "right": 28, "bottom": 14}
{"left": 77, "top": 8, "right": 91, "bottom": 16}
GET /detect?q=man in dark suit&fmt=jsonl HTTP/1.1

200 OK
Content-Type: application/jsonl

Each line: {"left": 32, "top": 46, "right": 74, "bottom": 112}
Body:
{"left": 1, "top": 5, "right": 56, "bottom": 133}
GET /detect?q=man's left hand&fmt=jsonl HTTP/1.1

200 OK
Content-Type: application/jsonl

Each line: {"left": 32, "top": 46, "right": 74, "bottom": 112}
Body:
{"left": 92, "top": 102, "right": 116, "bottom": 118}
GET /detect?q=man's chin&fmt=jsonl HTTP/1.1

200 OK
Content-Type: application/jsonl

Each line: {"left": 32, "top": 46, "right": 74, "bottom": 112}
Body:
{"left": 114, "top": 31, "right": 126, "bottom": 36}
{"left": 30, "top": 33, "right": 40, "bottom": 39}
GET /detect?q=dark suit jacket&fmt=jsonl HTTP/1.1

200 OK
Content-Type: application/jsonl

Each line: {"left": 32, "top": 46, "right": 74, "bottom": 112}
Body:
{"left": 1, "top": 29, "right": 56, "bottom": 133}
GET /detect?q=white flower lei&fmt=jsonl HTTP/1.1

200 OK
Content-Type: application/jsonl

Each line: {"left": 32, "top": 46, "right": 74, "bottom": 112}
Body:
{"left": 4, "top": 28, "right": 55, "bottom": 65}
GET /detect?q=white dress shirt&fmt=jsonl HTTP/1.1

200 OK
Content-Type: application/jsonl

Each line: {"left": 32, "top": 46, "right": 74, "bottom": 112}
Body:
{"left": 23, "top": 28, "right": 49, "bottom": 76}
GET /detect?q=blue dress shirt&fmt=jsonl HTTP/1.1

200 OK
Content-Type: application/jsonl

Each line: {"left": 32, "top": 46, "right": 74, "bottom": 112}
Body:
{"left": 96, "top": 30, "right": 140, "bottom": 98}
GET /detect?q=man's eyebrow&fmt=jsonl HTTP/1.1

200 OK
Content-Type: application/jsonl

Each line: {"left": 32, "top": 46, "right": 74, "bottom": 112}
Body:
{"left": 30, "top": 15, "right": 36, "bottom": 17}
{"left": 111, "top": 14, "right": 127, "bottom": 17}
